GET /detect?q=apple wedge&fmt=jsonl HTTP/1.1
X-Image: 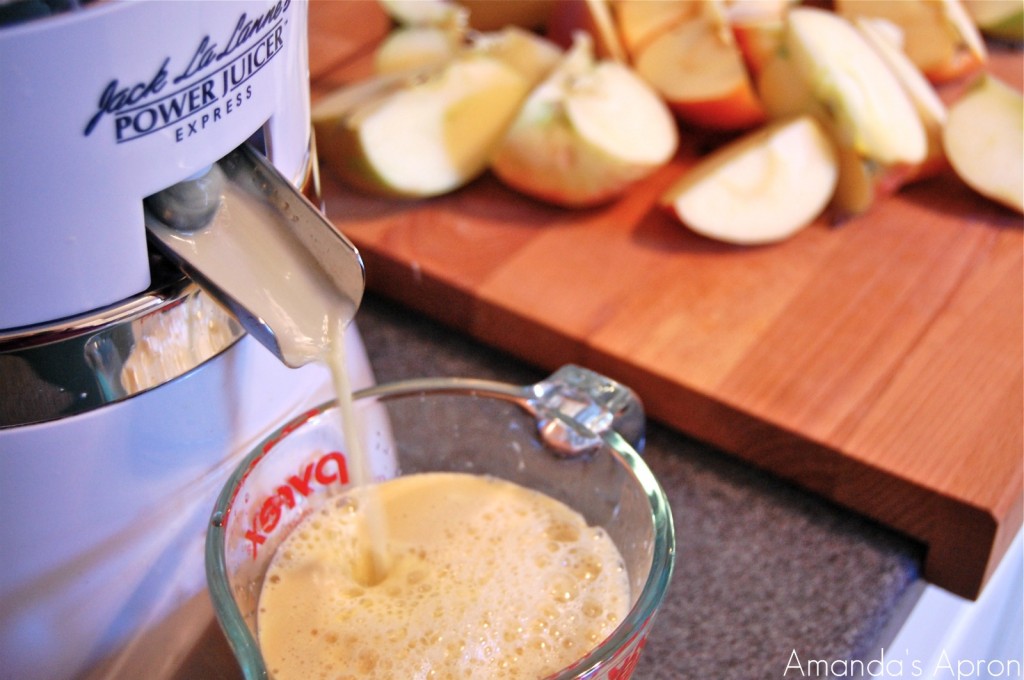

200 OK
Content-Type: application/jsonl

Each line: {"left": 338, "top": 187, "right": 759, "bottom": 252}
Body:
{"left": 661, "top": 115, "right": 839, "bottom": 245}
{"left": 613, "top": 0, "right": 698, "bottom": 57}
{"left": 834, "top": 0, "right": 987, "bottom": 83}
{"left": 374, "top": 24, "right": 465, "bottom": 75}
{"left": 855, "top": 17, "right": 948, "bottom": 177}
{"left": 633, "top": 2, "right": 766, "bottom": 131}
{"left": 783, "top": 8, "right": 928, "bottom": 168}
{"left": 828, "top": 12, "right": 945, "bottom": 214}
{"left": 942, "top": 74, "right": 1024, "bottom": 214}
{"left": 490, "top": 33, "right": 677, "bottom": 208}
{"left": 313, "top": 54, "right": 531, "bottom": 199}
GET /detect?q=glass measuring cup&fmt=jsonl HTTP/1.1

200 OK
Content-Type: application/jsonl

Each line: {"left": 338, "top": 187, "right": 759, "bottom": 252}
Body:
{"left": 206, "top": 365, "right": 675, "bottom": 679}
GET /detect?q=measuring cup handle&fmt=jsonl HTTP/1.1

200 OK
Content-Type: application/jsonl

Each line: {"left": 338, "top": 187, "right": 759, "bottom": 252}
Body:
{"left": 525, "top": 365, "right": 646, "bottom": 458}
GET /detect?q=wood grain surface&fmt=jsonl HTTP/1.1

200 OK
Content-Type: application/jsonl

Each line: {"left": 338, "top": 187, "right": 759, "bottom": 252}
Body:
{"left": 308, "top": 0, "right": 1023, "bottom": 599}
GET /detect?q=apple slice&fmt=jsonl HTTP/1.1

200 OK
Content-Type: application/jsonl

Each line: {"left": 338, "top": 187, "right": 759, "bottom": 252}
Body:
{"left": 661, "top": 115, "right": 839, "bottom": 245}
{"left": 855, "top": 16, "right": 948, "bottom": 178}
{"left": 374, "top": 24, "right": 464, "bottom": 75}
{"left": 784, "top": 7, "right": 928, "bottom": 168}
{"left": 834, "top": 0, "right": 987, "bottom": 83}
{"left": 964, "top": 0, "right": 1024, "bottom": 42}
{"left": 490, "top": 33, "right": 678, "bottom": 207}
{"left": 823, "top": 17, "right": 935, "bottom": 216}
{"left": 613, "top": 0, "right": 698, "bottom": 57}
{"left": 313, "top": 54, "right": 530, "bottom": 198}
{"left": 633, "top": 2, "right": 766, "bottom": 131}
{"left": 942, "top": 75, "right": 1024, "bottom": 214}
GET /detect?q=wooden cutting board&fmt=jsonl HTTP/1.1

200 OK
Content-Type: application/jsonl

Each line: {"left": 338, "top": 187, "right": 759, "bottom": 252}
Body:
{"left": 307, "top": 0, "right": 1023, "bottom": 600}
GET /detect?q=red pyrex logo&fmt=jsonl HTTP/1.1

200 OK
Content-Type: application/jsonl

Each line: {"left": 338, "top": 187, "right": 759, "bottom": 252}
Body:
{"left": 607, "top": 636, "right": 646, "bottom": 680}
{"left": 241, "top": 450, "right": 349, "bottom": 559}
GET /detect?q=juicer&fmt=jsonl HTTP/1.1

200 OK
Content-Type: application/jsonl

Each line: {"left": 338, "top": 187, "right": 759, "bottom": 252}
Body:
{"left": 0, "top": 1, "right": 371, "bottom": 678}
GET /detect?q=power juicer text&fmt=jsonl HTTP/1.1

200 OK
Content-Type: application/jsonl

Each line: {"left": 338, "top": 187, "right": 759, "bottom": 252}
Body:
{"left": 83, "top": 0, "right": 291, "bottom": 144}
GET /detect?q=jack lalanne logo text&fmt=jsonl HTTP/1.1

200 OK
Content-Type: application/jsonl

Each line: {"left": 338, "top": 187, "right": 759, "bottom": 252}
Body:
{"left": 82, "top": 0, "right": 292, "bottom": 144}
{"left": 785, "top": 649, "right": 1022, "bottom": 680}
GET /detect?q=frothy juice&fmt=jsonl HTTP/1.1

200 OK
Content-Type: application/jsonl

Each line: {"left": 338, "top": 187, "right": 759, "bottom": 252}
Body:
{"left": 256, "top": 472, "right": 631, "bottom": 679}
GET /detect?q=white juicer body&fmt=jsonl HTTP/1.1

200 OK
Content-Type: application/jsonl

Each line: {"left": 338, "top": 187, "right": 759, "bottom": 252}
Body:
{"left": 0, "top": 0, "right": 311, "bottom": 329}
{"left": 0, "top": 1, "right": 375, "bottom": 677}
{"left": 0, "top": 331, "right": 374, "bottom": 679}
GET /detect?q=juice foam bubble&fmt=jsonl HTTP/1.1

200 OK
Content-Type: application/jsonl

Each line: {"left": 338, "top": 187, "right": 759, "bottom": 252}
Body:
{"left": 257, "top": 472, "right": 630, "bottom": 679}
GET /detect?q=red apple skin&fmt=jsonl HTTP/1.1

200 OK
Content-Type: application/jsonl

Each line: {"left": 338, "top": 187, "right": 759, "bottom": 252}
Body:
{"left": 923, "top": 49, "right": 986, "bottom": 84}
{"left": 669, "top": 82, "right": 767, "bottom": 131}
{"left": 731, "top": 19, "right": 785, "bottom": 80}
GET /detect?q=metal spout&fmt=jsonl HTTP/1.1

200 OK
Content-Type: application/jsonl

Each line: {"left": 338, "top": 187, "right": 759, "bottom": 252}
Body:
{"left": 144, "top": 144, "right": 365, "bottom": 368}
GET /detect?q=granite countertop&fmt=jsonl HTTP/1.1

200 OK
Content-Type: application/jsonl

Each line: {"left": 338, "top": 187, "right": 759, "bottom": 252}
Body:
{"left": 354, "top": 293, "right": 924, "bottom": 680}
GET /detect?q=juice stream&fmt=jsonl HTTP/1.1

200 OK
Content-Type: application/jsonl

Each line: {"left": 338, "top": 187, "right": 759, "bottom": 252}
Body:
{"left": 326, "top": 318, "right": 391, "bottom": 586}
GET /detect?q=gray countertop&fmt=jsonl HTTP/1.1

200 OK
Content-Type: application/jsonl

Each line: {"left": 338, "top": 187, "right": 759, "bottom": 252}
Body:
{"left": 354, "top": 293, "right": 924, "bottom": 680}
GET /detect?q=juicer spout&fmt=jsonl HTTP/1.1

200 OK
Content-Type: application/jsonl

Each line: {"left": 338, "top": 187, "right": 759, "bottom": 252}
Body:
{"left": 144, "top": 144, "right": 365, "bottom": 368}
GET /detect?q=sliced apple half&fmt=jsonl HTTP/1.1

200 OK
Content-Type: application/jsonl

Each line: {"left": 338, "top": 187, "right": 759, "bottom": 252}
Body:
{"left": 834, "top": 0, "right": 987, "bottom": 83}
{"left": 491, "top": 33, "right": 678, "bottom": 207}
{"left": 661, "top": 115, "right": 839, "bottom": 245}
{"left": 313, "top": 54, "right": 530, "bottom": 199}
{"left": 942, "top": 75, "right": 1024, "bottom": 214}
{"left": 633, "top": 4, "right": 766, "bottom": 131}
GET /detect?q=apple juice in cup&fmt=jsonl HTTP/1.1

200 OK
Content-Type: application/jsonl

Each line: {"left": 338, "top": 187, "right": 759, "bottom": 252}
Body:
{"left": 257, "top": 472, "right": 631, "bottom": 678}
{"left": 206, "top": 366, "right": 675, "bottom": 680}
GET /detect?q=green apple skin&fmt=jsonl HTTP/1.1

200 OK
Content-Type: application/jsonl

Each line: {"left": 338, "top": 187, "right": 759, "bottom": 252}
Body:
{"left": 942, "top": 74, "right": 1024, "bottom": 214}
{"left": 314, "top": 55, "right": 531, "bottom": 199}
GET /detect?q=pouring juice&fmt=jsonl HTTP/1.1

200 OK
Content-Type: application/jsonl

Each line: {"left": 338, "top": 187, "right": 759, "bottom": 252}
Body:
{"left": 253, "top": 325, "right": 632, "bottom": 678}
{"left": 207, "top": 361, "right": 673, "bottom": 680}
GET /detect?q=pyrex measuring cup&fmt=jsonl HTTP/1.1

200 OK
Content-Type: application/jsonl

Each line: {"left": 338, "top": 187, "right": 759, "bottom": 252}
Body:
{"left": 206, "top": 365, "right": 675, "bottom": 679}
